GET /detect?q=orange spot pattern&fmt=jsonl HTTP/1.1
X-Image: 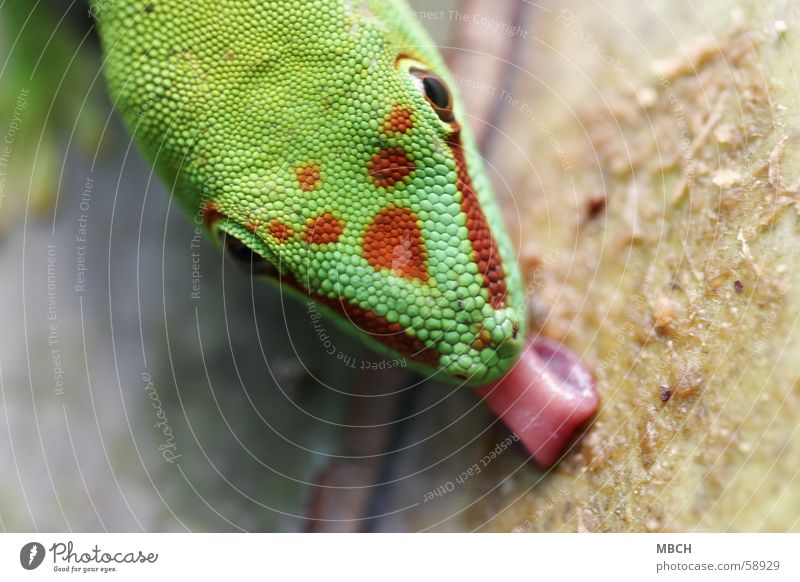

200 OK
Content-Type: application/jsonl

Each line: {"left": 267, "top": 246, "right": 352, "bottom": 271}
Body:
{"left": 384, "top": 105, "right": 414, "bottom": 134}
{"left": 296, "top": 163, "right": 322, "bottom": 192}
{"left": 446, "top": 131, "right": 508, "bottom": 309}
{"left": 268, "top": 219, "right": 293, "bottom": 242}
{"left": 304, "top": 212, "right": 344, "bottom": 245}
{"left": 368, "top": 147, "right": 415, "bottom": 188}
{"left": 363, "top": 206, "right": 428, "bottom": 282}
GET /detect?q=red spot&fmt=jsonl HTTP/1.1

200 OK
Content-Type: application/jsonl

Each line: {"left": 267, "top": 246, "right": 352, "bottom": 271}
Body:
{"left": 363, "top": 206, "right": 428, "bottom": 282}
{"left": 200, "top": 202, "right": 224, "bottom": 229}
{"left": 384, "top": 104, "right": 414, "bottom": 134}
{"left": 296, "top": 163, "right": 322, "bottom": 192}
{"left": 268, "top": 219, "right": 293, "bottom": 243}
{"left": 368, "top": 147, "right": 415, "bottom": 188}
{"left": 304, "top": 213, "right": 344, "bottom": 245}
{"left": 446, "top": 130, "right": 508, "bottom": 309}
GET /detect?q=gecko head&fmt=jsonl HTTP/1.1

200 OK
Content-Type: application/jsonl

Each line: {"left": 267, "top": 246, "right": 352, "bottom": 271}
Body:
{"left": 174, "top": 6, "right": 526, "bottom": 385}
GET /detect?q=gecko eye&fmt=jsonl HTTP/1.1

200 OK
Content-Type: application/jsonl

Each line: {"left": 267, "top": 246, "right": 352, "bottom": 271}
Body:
{"left": 220, "top": 232, "right": 278, "bottom": 277}
{"left": 410, "top": 68, "right": 455, "bottom": 123}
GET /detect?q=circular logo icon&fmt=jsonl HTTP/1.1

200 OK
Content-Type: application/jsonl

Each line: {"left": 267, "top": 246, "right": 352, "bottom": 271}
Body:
{"left": 20, "top": 542, "right": 46, "bottom": 570}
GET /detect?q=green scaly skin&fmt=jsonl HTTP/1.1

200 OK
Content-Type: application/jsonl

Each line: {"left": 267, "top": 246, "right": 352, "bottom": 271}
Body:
{"left": 92, "top": 0, "right": 525, "bottom": 385}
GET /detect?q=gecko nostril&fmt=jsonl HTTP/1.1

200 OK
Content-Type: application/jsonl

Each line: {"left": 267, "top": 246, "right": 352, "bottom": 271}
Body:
{"left": 471, "top": 327, "right": 493, "bottom": 351}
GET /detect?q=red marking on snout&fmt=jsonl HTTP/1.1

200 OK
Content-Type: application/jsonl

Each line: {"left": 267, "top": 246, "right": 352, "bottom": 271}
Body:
{"left": 363, "top": 206, "right": 428, "bottom": 282}
{"left": 445, "top": 130, "right": 508, "bottom": 309}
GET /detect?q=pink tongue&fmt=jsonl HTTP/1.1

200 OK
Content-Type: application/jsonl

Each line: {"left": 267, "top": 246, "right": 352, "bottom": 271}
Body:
{"left": 475, "top": 338, "right": 599, "bottom": 468}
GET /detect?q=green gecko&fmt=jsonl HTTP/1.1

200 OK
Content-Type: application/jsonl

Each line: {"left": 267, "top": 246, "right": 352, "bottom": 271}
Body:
{"left": 91, "top": 0, "right": 597, "bottom": 465}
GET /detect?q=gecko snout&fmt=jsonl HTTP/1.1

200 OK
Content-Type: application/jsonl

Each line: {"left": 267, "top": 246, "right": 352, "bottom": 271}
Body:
{"left": 433, "top": 308, "right": 525, "bottom": 384}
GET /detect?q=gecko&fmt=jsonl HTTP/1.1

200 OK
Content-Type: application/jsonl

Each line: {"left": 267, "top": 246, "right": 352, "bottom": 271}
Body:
{"left": 91, "top": 0, "right": 598, "bottom": 466}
